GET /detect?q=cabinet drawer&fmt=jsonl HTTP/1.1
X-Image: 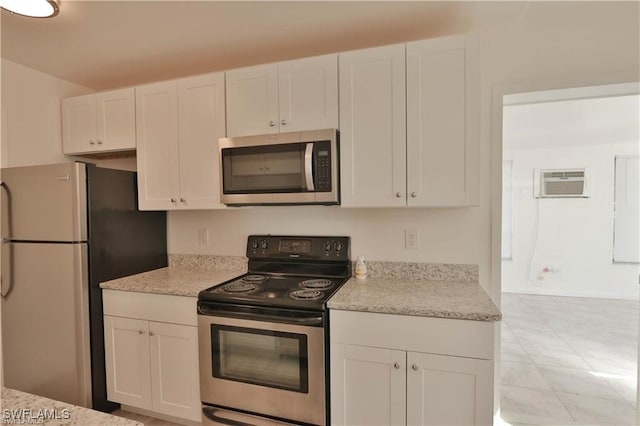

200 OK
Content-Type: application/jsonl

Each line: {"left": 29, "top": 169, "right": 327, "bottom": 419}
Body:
{"left": 103, "top": 290, "right": 197, "bottom": 326}
{"left": 330, "top": 310, "right": 495, "bottom": 360}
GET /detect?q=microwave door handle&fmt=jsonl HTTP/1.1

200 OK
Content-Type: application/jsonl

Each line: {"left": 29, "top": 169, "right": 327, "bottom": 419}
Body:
{"left": 304, "top": 142, "right": 315, "bottom": 191}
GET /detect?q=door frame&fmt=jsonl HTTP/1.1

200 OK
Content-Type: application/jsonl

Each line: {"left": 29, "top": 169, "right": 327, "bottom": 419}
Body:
{"left": 489, "top": 70, "right": 640, "bottom": 421}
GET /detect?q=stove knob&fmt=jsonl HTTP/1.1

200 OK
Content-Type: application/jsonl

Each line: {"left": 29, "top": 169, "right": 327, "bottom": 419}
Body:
{"left": 335, "top": 242, "right": 343, "bottom": 252}
{"left": 324, "top": 242, "right": 332, "bottom": 251}
{"left": 260, "top": 240, "right": 268, "bottom": 250}
{"left": 251, "top": 240, "right": 259, "bottom": 250}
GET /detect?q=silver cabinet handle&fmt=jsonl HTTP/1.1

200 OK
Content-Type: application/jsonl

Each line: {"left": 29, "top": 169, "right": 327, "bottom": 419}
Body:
{"left": 396, "top": 192, "right": 402, "bottom": 198}
{"left": 180, "top": 198, "right": 186, "bottom": 203}
{"left": 89, "top": 140, "right": 96, "bottom": 145}
{"left": 138, "top": 330, "right": 145, "bottom": 335}
{"left": 394, "top": 362, "right": 401, "bottom": 369}
{"left": 280, "top": 119, "right": 287, "bottom": 126}
{"left": 97, "top": 139, "right": 103, "bottom": 145}
{"left": 170, "top": 198, "right": 177, "bottom": 204}
{"left": 269, "top": 120, "right": 276, "bottom": 127}
{"left": 411, "top": 192, "right": 417, "bottom": 198}
{"left": 149, "top": 331, "right": 155, "bottom": 336}
{"left": 412, "top": 364, "right": 419, "bottom": 371}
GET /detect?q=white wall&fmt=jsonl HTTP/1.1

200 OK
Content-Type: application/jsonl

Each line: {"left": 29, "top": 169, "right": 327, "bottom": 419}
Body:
{"left": 1, "top": 60, "right": 91, "bottom": 167}
{"left": 0, "top": 59, "right": 138, "bottom": 171}
{"left": 168, "top": 2, "right": 640, "bottom": 296}
{"left": 503, "top": 143, "right": 639, "bottom": 300}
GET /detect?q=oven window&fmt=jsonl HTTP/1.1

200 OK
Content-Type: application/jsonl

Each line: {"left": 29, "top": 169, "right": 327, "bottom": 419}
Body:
{"left": 211, "top": 324, "right": 309, "bottom": 393}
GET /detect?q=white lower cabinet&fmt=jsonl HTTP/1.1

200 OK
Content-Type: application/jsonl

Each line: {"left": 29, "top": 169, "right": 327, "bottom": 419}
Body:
{"left": 406, "top": 352, "right": 492, "bottom": 426}
{"left": 330, "top": 310, "right": 495, "bottom": 426}
{"left": 103, "top": 290, "right": 200, "bottom": 422}
{"left": 331, "top": 344, "right": 407, "bottom": 425}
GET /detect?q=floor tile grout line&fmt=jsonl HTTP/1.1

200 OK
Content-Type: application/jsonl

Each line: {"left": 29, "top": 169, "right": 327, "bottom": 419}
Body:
{"left": 501, "top": 293, "right": 638, "bottom": 424}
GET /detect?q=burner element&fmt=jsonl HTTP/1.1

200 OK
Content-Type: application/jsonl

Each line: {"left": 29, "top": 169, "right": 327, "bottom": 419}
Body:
{"left": 289, "top": 289, "right": 324, "bottom": 301}
{"left": 217, "top": 281, "right": 261, "bottom": 295}
{"left": 241, "top": 274, "right": 269, "bottom": 284}
{"left": 298, "top": 279, "right": 334, "bottom": 290}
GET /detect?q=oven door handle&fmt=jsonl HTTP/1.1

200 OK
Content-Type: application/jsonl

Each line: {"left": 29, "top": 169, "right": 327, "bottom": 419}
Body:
{"left": 304, "top": 142, "right": 315, "bottom": 191}
{"left": 202, "top": 406, "right": 254, "bottom": 426}
{"left": 198, "top": 306, "right": 323, "bottom": 326}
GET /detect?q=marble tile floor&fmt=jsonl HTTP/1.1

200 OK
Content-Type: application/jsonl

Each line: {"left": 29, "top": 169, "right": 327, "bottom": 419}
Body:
{"left": 499, "top": 293, "right": 639, "bottom": 426}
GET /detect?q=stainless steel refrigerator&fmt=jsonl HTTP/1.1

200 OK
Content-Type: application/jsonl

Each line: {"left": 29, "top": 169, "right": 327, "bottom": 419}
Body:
{"left": 1, "top": 162, "right": 167, "bottom": 412}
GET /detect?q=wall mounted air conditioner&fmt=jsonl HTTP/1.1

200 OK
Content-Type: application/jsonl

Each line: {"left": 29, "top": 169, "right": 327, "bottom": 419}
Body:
{"left": 534, "top": 168, "right": 589, "bottom": 198}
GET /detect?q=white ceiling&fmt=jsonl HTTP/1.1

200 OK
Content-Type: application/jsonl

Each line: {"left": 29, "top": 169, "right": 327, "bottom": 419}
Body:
{"left": 503, "top": 94, "right": 640, "bottom": 150}
{"left": 1, "top": 1, "right": 477, "bottom": 90}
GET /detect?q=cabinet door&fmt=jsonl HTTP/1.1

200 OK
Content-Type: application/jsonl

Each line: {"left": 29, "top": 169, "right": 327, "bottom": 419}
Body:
{"left": 331, "top": 343, "right": 406, "bottom": 426}
{"left": 104, "top": 316, "right": 152, "bottom": 410}
{"left": 178, "top": 73, "right": 226, "bottom": 209}
{"left": 226, "top": 63, "right": 279, "bottom": 137}
{"left": 62, "top": 94, "right": 97, "bottom": 154}
{"left": 339, "top": 44, "right": 407, "bottom": 207}
{"left": 149, "top": 322, "right": 201, "bottom": 422}
{"left": 407, "top": 352, "right": 493, "bottom": 426}
{"left": 278, "top": 54, "right": 338, "bottom": 132}
{"left": 96, "top": 88, "right": 136, "bottom": 152}
{"left": 136, "top": 81, "right": 180, "bottom": 210}
{"left": 407, "top": 35, "right": 479, "bottom": 207}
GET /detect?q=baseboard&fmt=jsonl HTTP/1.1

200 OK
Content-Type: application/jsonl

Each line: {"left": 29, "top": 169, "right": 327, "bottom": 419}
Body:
{"left": 502, "top": 287, "right": 639, "bottom": 301}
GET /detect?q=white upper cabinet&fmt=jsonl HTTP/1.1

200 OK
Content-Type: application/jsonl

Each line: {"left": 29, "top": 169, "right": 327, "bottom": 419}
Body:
{"left": 278, "top": 54, "right": 339, "bottom": 132}
{"left": 62, "top": 88, "right": 136, "bottom": 155}
{"left": 136, "top": 73, "right": 226, "bottom": 211}
{"left": 226, "top": 54, "right": 338, "bottom": 137}
{"left": 226, "top": 63, "right": 279, "bottom": 137}
{"left": 135, "top": 81, "right": 181, "bottom": 210}
{"left": 407, "top": 35, "right": 479, "bottom": 207}
{"left": 177, "top": 74, "right": 226, "bottom": 209}
{"left": 339, "top": 36, "right": 479, "bottom": 208}
{"left": 339, "top": 44, "right": 407, "bottom": 207}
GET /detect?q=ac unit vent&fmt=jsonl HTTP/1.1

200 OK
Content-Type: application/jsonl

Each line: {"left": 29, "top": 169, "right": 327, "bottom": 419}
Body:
{"left": 537, "top": 168, "right": 589, "bottom": 198}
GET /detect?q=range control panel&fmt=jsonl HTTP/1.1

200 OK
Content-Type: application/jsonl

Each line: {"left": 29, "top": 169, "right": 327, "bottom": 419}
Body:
{"left": 246, "top": 235, "right": 350, "bottom": 261}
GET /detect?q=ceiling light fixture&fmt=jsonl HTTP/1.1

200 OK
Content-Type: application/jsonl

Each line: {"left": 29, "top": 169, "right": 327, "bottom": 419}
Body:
{"left": 0, "top": 0, "right": 59, "bottom": 18}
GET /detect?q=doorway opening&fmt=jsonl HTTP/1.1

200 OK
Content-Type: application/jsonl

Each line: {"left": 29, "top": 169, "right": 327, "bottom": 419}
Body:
{"left": 499, "top": 83, "right": 640, "bottom": 425}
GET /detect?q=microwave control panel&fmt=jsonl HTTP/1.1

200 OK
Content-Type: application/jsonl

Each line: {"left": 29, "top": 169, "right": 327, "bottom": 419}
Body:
{"left": 314, "top": 141, "right": 332, "bottom": 192}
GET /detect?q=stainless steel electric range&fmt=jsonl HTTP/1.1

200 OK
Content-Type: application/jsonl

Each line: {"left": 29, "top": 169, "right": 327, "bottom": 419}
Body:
{"left": 197, "top": 235, "right": 351, "bottom": 426}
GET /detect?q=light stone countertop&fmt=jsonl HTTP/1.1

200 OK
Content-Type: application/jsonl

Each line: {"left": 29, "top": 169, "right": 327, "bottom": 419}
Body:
{"left": 327, "top": 277, "right": 502, "bottom": 321}
{"left": 100, "top": 266, "right": 246, "bottom": 297}
{"left": 1, "top": 388, "right": 142, "bottom": 425}
{"left": 98, "top": 255, "right": 499, "bottom": 321}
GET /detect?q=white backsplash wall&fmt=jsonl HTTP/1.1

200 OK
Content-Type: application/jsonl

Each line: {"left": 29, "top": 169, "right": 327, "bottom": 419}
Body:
{"left": 168, "top": 206, "right": 488, "bottom": 277}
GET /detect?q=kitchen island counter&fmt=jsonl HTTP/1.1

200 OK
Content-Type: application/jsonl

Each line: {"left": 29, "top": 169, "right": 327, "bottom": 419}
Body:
{"left": 328, "top": 276, "right": 501, "bottom": 322}
{"left": 1, "top": 388, "right": 142, "bottom": 426}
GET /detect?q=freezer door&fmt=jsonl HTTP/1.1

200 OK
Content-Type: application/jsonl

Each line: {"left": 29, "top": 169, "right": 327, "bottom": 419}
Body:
{"left": 1, "top": 162, "right": 87, "bottom": 241}
{"left": 1, "top": 242, "right": 91, "bottom": 407}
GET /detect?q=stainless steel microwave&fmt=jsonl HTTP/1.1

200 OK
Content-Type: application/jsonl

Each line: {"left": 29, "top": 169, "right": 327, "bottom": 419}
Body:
{"left": 219, "top": 129, "right": 339, "bottom": 206}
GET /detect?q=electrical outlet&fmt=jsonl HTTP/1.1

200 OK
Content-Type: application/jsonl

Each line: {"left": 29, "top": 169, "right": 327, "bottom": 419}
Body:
{"left": 405, "top": 229, "right": 419, "bottom": 250}
{"left": 198, "top": 228, "right": 209, "bottom": 246}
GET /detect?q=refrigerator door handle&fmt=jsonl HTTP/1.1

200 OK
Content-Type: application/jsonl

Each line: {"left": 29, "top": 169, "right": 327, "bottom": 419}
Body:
{"left": 1, "top": 181, "right": 15, "bottom": 298}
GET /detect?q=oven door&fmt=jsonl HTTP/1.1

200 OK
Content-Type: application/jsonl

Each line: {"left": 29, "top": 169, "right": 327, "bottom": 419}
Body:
{"left": 198, "top": 311, "right": 326, "bottom": 425}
